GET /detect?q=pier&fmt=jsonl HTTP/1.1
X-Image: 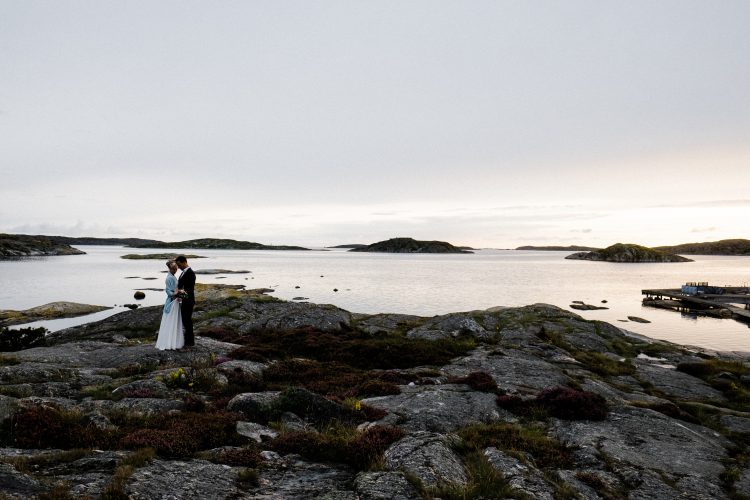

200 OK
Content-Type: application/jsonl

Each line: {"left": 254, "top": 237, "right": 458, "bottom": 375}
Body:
{"left": 642, "top": 284, "right": 750, "bottom": 322}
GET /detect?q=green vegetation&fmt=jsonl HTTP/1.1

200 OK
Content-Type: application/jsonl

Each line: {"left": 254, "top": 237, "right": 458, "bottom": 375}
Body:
{"left": 457, "top": 422, "right": 574, "bottom": 469}
{"left": 120, "top": 253, "right": 205, "bottom": 260}
{"left": 350, "top": 237, "right": 473, "bottom": 254}
{"left": 0, "top": 326, "right": 48, "bottom": 351}
{"left": 655, "top": 239, "right": 750, "bottom": 256}
{"left": 133, "top": 238, "right": 310, "bottom": 251}
{"left": 565, "top": 243, "right": 692, "bottom": 263}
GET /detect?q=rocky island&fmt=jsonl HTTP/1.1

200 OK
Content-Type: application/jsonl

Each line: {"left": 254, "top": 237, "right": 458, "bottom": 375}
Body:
{"left": 517, "top": 245, "right": 600, "bottom": 251}
{"left": 350, "top": 237, "right": 473, "bottom": 254}
{"left": 131, "top": 238, "right": 310, "bottom": 251}
{"left": 0, "top": 234, "right": 86, "bottom": 258}
{"left": 120, "top": 254, "right": 206, "bottom": 260}
{"left": 655, "top": 239, "right": 750, "bottom": 256}
{"left": 565, "top": 243, "right": 693, "bottom": 263}
{"left": 0, "top": 302, "right": 112, "bottom": 328}
{"left": 1, "top": 287, "right": 748, "bottom": 499}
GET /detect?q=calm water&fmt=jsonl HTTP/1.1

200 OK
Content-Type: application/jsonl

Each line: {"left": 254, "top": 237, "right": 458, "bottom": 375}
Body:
{"left": 1, "top": 246, "right": 749, "bottom": 352}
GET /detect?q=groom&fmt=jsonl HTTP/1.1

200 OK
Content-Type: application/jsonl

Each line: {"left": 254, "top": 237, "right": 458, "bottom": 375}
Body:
{"left": 175, "top": 255, "right": 196, "bottom": 347}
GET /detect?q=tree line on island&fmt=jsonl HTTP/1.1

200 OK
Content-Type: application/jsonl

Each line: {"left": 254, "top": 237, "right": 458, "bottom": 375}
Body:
{"left": 2, "top": 233, "right": 749, "bottom": 261}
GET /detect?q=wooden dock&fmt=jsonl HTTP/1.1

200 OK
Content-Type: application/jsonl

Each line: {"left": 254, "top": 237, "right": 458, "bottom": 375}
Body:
{"left": 642, "top": 287, "right": 750, "bottom": 321}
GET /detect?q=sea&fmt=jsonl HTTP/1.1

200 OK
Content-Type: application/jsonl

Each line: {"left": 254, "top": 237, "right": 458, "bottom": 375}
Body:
{"left": 1, "top": 245, "right": 749, "bottom": 352}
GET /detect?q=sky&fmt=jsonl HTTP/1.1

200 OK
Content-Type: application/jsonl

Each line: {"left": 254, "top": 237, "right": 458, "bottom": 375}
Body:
{"left": 1, "top": 1, "right": 749, "bottom": 248}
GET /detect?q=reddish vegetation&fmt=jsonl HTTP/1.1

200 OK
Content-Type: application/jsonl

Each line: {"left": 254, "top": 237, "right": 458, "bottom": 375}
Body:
{"left": 496, "top": 386, "right": 609, "bottom": 421}
{"left": 448, "top": 371, "right": 498, "bottom": 392}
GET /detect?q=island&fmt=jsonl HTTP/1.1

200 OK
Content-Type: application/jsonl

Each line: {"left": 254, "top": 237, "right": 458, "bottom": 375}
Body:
{"left": 120, "top": 254, "right": 206, "bottom": 260}
{"left": 326, "top": 244, "right": 368, "bottom": 249}
{"left": 131, "top": 238, "right": 310, "bottom": 251}
{"left": 0, "top": 234, "right": 86, "bottom": 258}
{"left": 565, "top": 243, "right": 693, "bottom": 263}
{"left": 655, "top": 239, "right": 750, "bottom": 256}
{"left": 0, "top": 301, "right": 111, "bottom": 327}
{"left": 349, "top": 237, "right": 473, "bottom": 254}
{"left": 517, "top": 245, "right": 599, "bottom": 251}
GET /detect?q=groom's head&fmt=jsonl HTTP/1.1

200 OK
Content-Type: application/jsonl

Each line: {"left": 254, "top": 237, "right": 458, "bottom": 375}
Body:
{"left": 175, "top": 255, "right": 188, "bottom": 270}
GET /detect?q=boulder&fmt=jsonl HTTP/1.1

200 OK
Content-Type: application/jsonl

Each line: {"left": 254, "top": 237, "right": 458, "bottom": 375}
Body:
{"left": 720, "top": 414, "right": 750, "bottom": 434}
{"left": 227, "top": 391, "right": 281, "bottom": 422}
{"left": 236, "top": 421, "right": 279, "bottom": 443}
{"left": 353, "top": 471, "right": 420, "bottom": 500}
{"left": 124, "top": 459, "right": 243, "bottom": 499}
{"left": 133, "top": 291, "right": 146, "bottom": 300}
{"left": 552, "top": 406, "right": 728, "bottom": 483}
{"left": 405, "top": 313, "right": 491, "bottom": 341}
{"left": 216, "top": 360, "right": 267, "bottom": 379}
{"left": 384, "top": 432, "right": 467, "bottom": 488}
{"left": 252, "top": 454, "right": 354, "bottom": 499}
{"left": 362, "top": 384, "right": 509, "bottom": 433}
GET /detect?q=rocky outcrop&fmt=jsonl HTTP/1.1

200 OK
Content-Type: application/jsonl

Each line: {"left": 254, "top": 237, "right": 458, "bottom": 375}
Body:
{"left": 131, "top": 238, "right": 310, "bottom": 251}
{"left": 0, "top": 302, "right": 111, "bottom": 327}
{"left": 350, "top": 237, "right": 473, "bottom": 254}
{"left": 0, "top": 234, "right": 85, "bottom": 258}
{"left": 656, "top": 238, "right": 750, "bottom": 256}
{"left": 566, "top": 243, "right": 693, "bottom": 262}
{"left": 1, "top": 297, "right": 748, "bottom": 498}
{"left": 120, "top": 253, "right": 205, "bottom": 260}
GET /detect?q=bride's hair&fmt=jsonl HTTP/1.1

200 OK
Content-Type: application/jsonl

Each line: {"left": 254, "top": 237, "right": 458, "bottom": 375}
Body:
{"left": 166, "top": 260, "right": 176, "bottom": 269}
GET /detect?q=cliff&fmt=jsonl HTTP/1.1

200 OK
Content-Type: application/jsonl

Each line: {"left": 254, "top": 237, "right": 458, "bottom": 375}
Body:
{"left": 350, "top": 237, "right": 473, "bottom": 254}
{"left": 0, "top": 234, "right": 86, "bottom": 258}
{"left": 565, "top": 243, "right": 693, "bottom": 263}
{"left": 0, "top": 290, "right": 747, "bottom": 498}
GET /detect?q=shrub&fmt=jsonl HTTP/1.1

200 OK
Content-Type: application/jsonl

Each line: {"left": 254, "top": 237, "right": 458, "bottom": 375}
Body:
{"left": 237, "top": 468, "right": 260, "bottom": 486}
{"left": 208, "top": 446, "right": 263, "bottom": 467}
{"left": 346, "top": 425, "right": 405, "bottom": 470}
{"left": 120, "top": 410, "right": 241, "bottom": 457}
{"left": 0, "top": 326, "right": 47, "bottom": 351}
{"left": 270, "top": 387, "right": 361, "bottom": 426}
{"left": 271, "top": 424, "right": 404, "bottom": 470}
{"left": 535, "top": 386, "right": 608, "bottom": 421}
{"left": 497, "top": 387, "right": 608, "bottom": 421}
{"left": 677, "top": 359, "right": 748, "bottom": 379}
{"left": 356, "top": 379, "right": 401, "bottom": 397}
{"left": 448, "top": 371, "right": 498, "bottom": 392}
{"left": 10, "top": 406, "right": 117, "bottom": 449}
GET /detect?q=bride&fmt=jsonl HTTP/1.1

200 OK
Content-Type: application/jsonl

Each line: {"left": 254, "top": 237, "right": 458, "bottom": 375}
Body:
{"left": 155, "top": 260, "right": 185, "bottom": 350}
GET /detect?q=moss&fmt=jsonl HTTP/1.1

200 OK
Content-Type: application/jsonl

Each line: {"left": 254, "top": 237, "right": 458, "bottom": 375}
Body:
{"left": 237, "top": 468, "right": 260, "bottom": 487}
{"left": 573, "top": 351, "right": 636, "bottom": 377}
{"left": 0, "top": 354, "right": 20, "bottom": 366}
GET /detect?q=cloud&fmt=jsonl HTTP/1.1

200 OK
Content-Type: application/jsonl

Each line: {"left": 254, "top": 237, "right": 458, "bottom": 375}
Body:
{"left": 691, "top": 226, "right": 717, "bottom": 233}
{"left": 655, "top": 199, "right": 750, "bottom": 209}
{"left": 571, "top": 228, "right": 593, "bottom": 233}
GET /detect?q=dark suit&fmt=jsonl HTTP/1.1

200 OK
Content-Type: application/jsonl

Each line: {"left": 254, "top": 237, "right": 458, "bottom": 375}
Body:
{"left": 178, "top": 267, "right": 196, "bottom": 346}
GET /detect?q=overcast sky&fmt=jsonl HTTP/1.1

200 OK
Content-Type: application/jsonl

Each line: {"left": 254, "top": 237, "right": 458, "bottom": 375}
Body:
{"left": 2, "top": 1, "right": 749, "bottom": 248}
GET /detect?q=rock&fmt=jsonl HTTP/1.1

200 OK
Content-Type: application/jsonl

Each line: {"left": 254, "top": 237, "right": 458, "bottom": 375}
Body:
{"left": 736, "top": 468, "right": 750, "bottom": 497}
{"left": 280, "top": 411, "right": 308, "bottom": 431}
{"left": 236, "top": 421, "right": 279, "bottom": 443}
{"left": 0, "top": 302, "right": 111, "bottom": 327}
{"left": 627, "top": 316, "right": 651, "bottom": 323}
{"left": 353, "top": 471, "right": 420, "bottom": 500}
{"left": 123, "top": 304, "right": 139, "bottom": 310}
{"left": 112, "top": 378, "right": 171, "bottom": 399}
{"left": 216, "top": 360, "right": 267, "bottom": 379}
{"left": 124, "top": 459, "right": 243, "bottom": 499}
{"left": 405, "top": 314, "right": 491, "bottom": 341}
{"left": 227, "top": 391, "right": 281, "bottom": 422}
{"left": 720, "top": 415, "right": 750, "bottom": 434}
{"left": 570, "top": 303, "right": 609, "bottom": 310}
{"left": 384, "top": 432, "right": 467, "bottom": 488}
{"left": 253, "top": 454, "right": 354, "bottom": 498}
{"left": 0, "top": 462, "right": 47, "bottom": 497}
{"left": 552, "top": 406, "right": 728, "bottom": 483}
{"left": 0, "top": 394, "right": 19, "bottom": 426}
{"left": 272, "top": 387, "right": 359, "bottom": 426}
{"left": 194, "top": 269, "right": 251, "bottom": 275}
{"left": 0, "top": 234, "right": 85, "bottom": 258}
{"left": 443, "top": 346, "right": 570, "bottom": 394}
{"left": 133, "top": 291, "right": 146, "bottom": 300}
{"left": 363, "top": 383, "right": 508, "bottom": 433}
{"left": 565, "top": 243, "right": 693, "bottom": 263}
{"left": 635, "top": 362, "right": 726, "bottom": 401}
{"left": 484, "top": 447, "right": 555, "bottom": 499}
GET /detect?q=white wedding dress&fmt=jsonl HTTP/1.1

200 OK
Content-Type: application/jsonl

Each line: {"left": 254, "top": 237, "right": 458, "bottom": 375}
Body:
{"left": 155, "top": 273, "right": 184, "bottom": 350}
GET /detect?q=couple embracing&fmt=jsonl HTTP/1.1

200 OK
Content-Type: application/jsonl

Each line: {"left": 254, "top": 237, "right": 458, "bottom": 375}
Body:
{"left": 155, "top": 255, "right": 196, "bottom": 350}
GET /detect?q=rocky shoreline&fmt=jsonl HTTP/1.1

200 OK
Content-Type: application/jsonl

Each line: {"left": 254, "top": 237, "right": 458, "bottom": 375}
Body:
{"left": 1, "top": 289, "right": 749, "bottom": 499}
